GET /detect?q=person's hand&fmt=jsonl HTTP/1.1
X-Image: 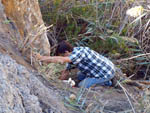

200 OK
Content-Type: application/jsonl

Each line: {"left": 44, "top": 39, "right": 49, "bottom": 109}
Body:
{"left": 33, "top": 52, "right": 49, "bottom": 62}
{"left": 33, "top": 52, "right": 43, "bottom": 60}
{"left": 59, "top": 70, "right": 69, "bottom": 80}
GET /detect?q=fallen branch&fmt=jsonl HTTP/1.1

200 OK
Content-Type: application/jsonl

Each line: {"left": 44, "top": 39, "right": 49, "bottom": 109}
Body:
{"left": 119, "top": 53, "right": 150, "bottom": 61}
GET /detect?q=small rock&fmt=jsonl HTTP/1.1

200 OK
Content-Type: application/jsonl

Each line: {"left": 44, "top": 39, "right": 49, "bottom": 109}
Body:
{"left": 69, "top": 94, "right": 76, "bottom": 101}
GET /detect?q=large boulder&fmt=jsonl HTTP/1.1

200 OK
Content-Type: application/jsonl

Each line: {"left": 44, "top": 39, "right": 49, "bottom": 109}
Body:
{"left": 0, "top": 54, "right": 69, "bottom": 113}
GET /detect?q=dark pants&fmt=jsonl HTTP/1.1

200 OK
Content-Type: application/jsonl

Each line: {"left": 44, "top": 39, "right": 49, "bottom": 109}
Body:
{"left": 77, "top": 72, "right": 114, "bottom": 88}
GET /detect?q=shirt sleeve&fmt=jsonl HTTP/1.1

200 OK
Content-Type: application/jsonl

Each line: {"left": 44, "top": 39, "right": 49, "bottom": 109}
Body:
{"left": 66, "top": 63, "right": 76, "bottom": 70}
{"left": 69, "top": 48, "right": 85, "bottom": 65}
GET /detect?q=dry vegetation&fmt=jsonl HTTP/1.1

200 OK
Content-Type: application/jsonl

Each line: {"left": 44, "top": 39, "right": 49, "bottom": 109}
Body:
{"left": 37, "top": 0, "right": 150, "bottom": 112}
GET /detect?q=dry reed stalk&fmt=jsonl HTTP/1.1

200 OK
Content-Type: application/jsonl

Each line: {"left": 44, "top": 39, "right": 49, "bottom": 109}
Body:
{"left": 119, "top": 53, "right": 150, "bottom": 61}
{"left": 118, "top": 82, "right": 136, "bottom": 113}
{"left": 21, "top": 24, "right": 52, "bottom": 54}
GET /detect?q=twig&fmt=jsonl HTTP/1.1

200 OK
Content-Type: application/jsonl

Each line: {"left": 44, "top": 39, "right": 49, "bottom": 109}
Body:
{"left": 118, "top": 109, "right": 134, "bottom": 113}
{"left": 119, "top": 53, "right": 150, "bottom": 61}
{"left": 109, "top": 1, "right": 119, "bottom": 21}
{"left": 118, "top": 82, "right": 136, "bottom": 113}
{"left": 100, "top": 100, "right": 108, "bottom": 113}
{"left": 21, "top": 24, "right": 52, "bottom": 54}
{"left": 127, "top": 74, "right": 136, "bottom": 79}
{"left": 30, "top": 48, "right": 33, "bottom": 66}
{"left": 144, "top": 64, "right": 150, "bottom": 79}
{"left": 81, "top": 87, "right": 91, "bottom": 108}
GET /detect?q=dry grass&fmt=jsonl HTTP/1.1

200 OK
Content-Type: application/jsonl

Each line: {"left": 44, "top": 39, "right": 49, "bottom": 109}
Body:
{"left": 37, "top": 0, "right": 150, "bottom": 112}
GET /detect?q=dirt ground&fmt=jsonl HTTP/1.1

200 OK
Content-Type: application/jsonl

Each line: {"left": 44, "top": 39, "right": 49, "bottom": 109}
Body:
{"left": 36, "top": 70, "right": 143, "bottom": 113}
{"left": 0, "top": 36, "right": 145, "bottom": 113}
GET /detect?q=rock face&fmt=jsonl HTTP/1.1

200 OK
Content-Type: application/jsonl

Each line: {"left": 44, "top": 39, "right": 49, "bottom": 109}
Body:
{"left": 1, "top": 0, "right": 50, "bottom": 56}
{"left": 0, "top": 1, "right": 68, "bottom": 112}
{"left": 0, "top": 54, "right": 68, "bottom": 113}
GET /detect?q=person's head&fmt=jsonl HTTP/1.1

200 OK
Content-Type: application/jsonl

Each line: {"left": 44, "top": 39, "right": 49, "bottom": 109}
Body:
{"left": 56, "top": 40, "right": 73, "bottom": 56}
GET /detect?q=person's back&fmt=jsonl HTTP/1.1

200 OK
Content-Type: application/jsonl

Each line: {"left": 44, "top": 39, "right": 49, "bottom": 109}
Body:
{"left": 66, "top": 46, "right": 116, "bottom": 88}
{"left": 68, "top": 47, "right": 115, "bottom": 79}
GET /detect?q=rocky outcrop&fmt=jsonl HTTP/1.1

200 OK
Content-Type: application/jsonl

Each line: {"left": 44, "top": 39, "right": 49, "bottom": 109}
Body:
{"left": 0, "top": 54, "right": 68, "bottom": 113}
{"left": 0, "top": 1, "right": 68, "bottom": 112}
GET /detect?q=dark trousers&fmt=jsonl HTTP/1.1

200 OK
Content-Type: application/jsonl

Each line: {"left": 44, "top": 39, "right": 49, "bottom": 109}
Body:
{"left": 77, "top": 72, "right": 114, "bottom": 88}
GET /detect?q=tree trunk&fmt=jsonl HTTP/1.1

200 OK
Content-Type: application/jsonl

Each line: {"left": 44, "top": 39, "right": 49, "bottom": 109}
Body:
{"left": 0, "top": 0, "right": 50, "bottom": 69}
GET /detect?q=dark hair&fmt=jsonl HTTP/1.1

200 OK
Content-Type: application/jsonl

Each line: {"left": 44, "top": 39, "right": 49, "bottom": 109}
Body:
{"left": 56, "top": 41, "right": 73, "bottom": 55}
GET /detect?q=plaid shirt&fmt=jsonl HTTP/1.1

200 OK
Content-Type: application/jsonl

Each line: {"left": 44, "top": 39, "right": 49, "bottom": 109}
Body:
{"left": 67, "top": 47, "right": 115, "bottom": 78}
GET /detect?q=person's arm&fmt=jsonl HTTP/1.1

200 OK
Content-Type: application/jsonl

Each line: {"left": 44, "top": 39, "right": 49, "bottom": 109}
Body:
{"left": 66, "top": 62, "right": 76, "bottom": 70}
{"left": 34, "top": 52, "right": 72, "bottom": 64}
{"left": 34, "top": 53, "right": 71, "bottom": 80}
{"left": 39, "top": 56, "right": 71, "bottom": 64}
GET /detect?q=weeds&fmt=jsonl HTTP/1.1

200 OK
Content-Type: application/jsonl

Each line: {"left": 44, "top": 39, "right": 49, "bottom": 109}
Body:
{"left": 38, "top": 0, "right": 150, "bottom": 112}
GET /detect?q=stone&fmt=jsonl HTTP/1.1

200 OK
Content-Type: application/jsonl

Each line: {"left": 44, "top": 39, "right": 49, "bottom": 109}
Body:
{"left": 0, "top": 54, "right": 69, "bottom": 113}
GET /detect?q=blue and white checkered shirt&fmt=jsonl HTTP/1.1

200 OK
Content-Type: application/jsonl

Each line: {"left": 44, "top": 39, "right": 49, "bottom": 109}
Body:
{"left": 67, "top": 47, "right": 115, "bottom": 78}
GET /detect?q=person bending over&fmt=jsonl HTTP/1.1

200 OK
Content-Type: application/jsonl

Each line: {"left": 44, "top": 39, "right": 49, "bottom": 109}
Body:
{"left": 36, "top": 41, "right": 116, "bottom": 88}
